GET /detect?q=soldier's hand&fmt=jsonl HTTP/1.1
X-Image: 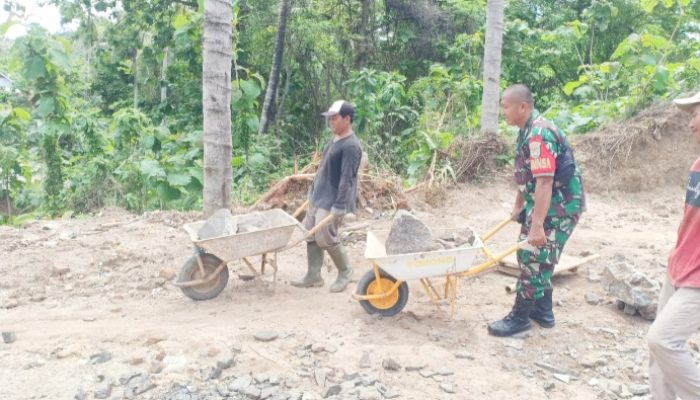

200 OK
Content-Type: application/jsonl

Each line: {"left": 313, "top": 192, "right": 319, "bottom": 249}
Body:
{"left": 527, "top": 225, "right": 547, "bottom": 247}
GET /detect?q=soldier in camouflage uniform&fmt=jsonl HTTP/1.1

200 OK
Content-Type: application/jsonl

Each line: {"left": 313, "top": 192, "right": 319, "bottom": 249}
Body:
{"left": 488, "top": 84, "right": 586, "bottom": 337}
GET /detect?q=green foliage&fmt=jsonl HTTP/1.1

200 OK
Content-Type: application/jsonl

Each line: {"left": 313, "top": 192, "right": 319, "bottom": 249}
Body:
{"left": 1, "top": 0, "right": 700, "bottom": 222}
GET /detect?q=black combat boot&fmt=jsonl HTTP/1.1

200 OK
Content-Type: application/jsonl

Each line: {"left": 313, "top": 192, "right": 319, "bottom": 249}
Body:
{"left": 488, "top": 293, "right": 535, "bottom": 337}
{"left": 529, "top": 288, "right": 555, "bottom": 328}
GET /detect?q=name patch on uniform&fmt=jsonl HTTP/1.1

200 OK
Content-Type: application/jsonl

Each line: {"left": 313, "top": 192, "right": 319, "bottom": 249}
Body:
{"left": 528, "top": 136, "right": 556, "bottom": 176}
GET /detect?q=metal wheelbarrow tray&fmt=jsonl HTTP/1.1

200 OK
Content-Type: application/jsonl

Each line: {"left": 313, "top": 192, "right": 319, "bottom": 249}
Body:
{"left": 353, "top": 218, "right": 525, "bottom": 317}
{"left": 174, "top": 206, "right": 332, "bottom": 301}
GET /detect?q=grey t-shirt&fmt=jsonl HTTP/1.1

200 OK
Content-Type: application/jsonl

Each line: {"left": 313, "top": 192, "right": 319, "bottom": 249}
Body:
{"left": 309, "top": 133, "right": 362, "bottom": 214}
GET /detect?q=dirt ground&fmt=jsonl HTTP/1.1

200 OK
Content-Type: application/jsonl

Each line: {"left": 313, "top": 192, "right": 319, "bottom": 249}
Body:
{"left": 2, "top": 102, "right": 700, "bottom": 400}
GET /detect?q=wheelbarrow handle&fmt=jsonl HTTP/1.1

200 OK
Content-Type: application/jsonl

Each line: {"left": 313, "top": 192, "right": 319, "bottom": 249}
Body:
{"left": 280, "top": 213, "right": 334, "bottom": 252}
{"left": 480, "top": 216, "right": 513, "bottom": 243}
{"left": 291, "top": 199, "right": 309, "bottom": 219}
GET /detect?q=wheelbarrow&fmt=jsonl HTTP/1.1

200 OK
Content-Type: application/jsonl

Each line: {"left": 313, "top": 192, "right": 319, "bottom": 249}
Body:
{"left": 173, "top": 201, "right": 332, "bottom": 300}
{"left": 353, "top": 217, "right": 526, "bottom": 317}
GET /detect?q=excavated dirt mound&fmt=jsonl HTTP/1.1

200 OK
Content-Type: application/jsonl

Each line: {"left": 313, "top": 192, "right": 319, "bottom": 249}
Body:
{"left": 575, "top": 101, "right": 700, "bottom": 193}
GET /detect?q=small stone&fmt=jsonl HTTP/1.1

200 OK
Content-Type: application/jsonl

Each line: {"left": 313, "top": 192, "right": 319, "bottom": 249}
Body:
{"left": 94, "top": 382, "right": 113, "bottom": 399}
{"left": 229, "top": 375, "right": 253, "bottom": 392}
{"left": 552, "top": 374, "right": 570, "bottom": 383}
{"left": 207, "top": 347, "right": 221, "bottom": 357}
{"left": 321, "top": 384, "right": 341, "bottom": 398}
{"left": 314, "top": 368, "right": 326, "bottom": 387}
{"left": 404, "top": 364, "right": 426, "bottom": 372}
{"left": 419, "top": 369, "right": 437, "bottom": 378}
{"left": 155, "top": 350, "right": 166, "bottom": 361}
{"left": 585, "top": 292, "right": 601, "bottom": 305}
{"left": 159, "top": 267, "right": 177, "bottom": 281}
{"left": 208, "top": 366, "right": 222, "bottom": 380}
{"left": 89, "top": 351, "right": 112, "bottom": 364}
{"left": 325, "top": 345, "right": 337, "bottom": 353}
{"left": 358, "top": 388, "right": 380, "bottom": 400}
{"left": 629, "top": 384, "right": 650, "bottom": 395}
{"left": 382, "top": 358, "right": 401, "bottom": 371}
{"left": 149, "top": 362, "right": 164, "bottom": 374}
{"left": 118, "top": 371, "right": 142, "bottom": 385}
{"left": 435, "top": 367, "right": 453, "bottom": 376}
{"left": 243, "top": 386, "right": 262, "bottom": 399}
{"left": 2, "top": 331, "right": 16, "bottom": 344}
{"left": 254, "top": 331, "right": 278, "bottom": 342}
{"left": 359, "top": 352, "right": 371, "bottom": 369}
{"left": 454, "top": 351, "right": 474, "bottom": 360}
{"left": 216, "top": 383, "right": 230, "bottom": 397}
{"left": 382, "top": 388, "right": 401, "bottom": 399}
{"left": 73, "top": 388, "right": 88, "bottom": 400}
{"left": 163, "top": 355, "right": 188, "bottom": 372}
{"left": 129, "top": 374, "right": 156, "bottom": 395}
{"left": 130, "top": 356, "right": 144, "bottom": 365}
{"left": 587, "top": 268, "right": 600, "bottom": 282}
{"left": 145, "top": 336, "right": 166, "bottom": 346}
{"left": 311, "top": 343, "right": 325, "bottom": 353}
{"left": 439, "top": 382, "right": 455, "bottom": 394}
{"left": 217, "top": 356, "right": 235, "bottom": 370}
{"left": 52, "top": 266, "right": 71, "bottom": 277}
{"left": 262, "top": 387, "right": 280, "bottom": 399}
{"left": 543, "top": 381, "right": 555, "bottom": 391}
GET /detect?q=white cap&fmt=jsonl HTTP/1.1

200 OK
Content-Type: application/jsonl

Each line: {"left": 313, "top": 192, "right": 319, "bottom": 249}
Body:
{"left": 673, "top": 91, "right": 700, "bottom": 113}
{"left": 321, "top": 100, "right": 354, "bottom": 118}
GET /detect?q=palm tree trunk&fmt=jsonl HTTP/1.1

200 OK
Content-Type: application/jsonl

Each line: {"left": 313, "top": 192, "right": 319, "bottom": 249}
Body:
{"left": 202, "top": 0, "right": 233, "bottom": 216}
{"left": 259, "top": 0, "right": 291, "bottom": 135}
{"left": 480, "top": 0, "right": 505, "bottom": 135}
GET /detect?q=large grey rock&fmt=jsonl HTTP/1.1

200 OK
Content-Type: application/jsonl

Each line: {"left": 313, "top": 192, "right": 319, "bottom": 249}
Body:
{"left": 197, "top": 209, "right": 238, "bottom": 239}
{"left": 601, "top": 256, "right": 660, "bottom": 320}
{"left": 385, "top": 210, "right": 433, "bottom": 255}
{"left": 237, "top": 211, "right": 270, "bottom": 233}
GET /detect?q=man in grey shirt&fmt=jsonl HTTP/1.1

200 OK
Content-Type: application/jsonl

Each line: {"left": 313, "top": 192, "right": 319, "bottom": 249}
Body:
{"left": 291, "top": 100, "right": 363, "bottom": 292}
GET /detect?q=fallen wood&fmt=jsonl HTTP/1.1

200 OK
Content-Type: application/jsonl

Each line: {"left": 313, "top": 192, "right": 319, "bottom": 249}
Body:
{"left": 500, "top": 253, "right": 601, "bottom": 293}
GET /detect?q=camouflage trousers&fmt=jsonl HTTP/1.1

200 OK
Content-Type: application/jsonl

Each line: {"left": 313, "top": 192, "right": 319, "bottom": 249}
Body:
{"left": 516, "top": 214, "right": 580, "bottom": 300}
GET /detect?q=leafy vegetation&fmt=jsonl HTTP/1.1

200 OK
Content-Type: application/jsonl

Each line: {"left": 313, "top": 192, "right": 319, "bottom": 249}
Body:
{"left": 1, "top": 0, "right": 699, "bottom": 222}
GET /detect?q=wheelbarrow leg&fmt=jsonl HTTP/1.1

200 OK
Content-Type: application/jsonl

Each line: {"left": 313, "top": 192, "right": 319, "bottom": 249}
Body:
{"left": 419, "top": 278, "right": 444, "bottom": 314}
{"left": 272, "top": 252, "right": 278, "bottom": 287}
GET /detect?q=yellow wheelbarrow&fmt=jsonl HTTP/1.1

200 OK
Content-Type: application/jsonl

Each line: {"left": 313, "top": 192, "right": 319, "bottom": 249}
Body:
{"left": 353, "top": 217, "right": 525, "bottom": 317}
{"left": 173, "top": 201, "right": 331, "bottom": 300}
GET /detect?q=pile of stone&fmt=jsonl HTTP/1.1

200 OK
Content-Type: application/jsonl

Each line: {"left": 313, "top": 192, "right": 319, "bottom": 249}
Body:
{"left": 197, "top": 209, "right": 271, "bottom": 240}
{"left": 601, "top": 254, "right": 660, "bottom": 320}
{"left": 385, "top": 210, "right": 475, "bottom": 255}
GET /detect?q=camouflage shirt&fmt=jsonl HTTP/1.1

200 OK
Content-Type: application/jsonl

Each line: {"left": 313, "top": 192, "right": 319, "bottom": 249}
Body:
{"left": 514, "top": 110, "right": 586, "bottom": 217}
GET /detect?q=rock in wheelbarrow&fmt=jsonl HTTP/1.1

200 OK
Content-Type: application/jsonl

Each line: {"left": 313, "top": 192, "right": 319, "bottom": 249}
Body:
{"left": 601, "top": 255, "right": 660, "bottom": 320}
{"left": 236, "top": 211, "right": 271, "bottom": 234}
{"left": 385, "top": 210, "right": 434, "bottom": 255}
{"left": 197, "top": 209, "right": 238, "bottom": 240}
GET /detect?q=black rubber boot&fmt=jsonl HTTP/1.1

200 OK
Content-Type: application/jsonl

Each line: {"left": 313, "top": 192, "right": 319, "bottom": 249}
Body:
{"left": 529, "top": 288, "right": 555, "bottom": 328}
{"left": 488, "top": 293, "right": 535, "bottom": 337}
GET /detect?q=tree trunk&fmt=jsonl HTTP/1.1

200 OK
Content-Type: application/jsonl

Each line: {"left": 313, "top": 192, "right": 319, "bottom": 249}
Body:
{"left": 202, "top": 0, "right": 233, "bottom": 217}
{"left": 355, "top": 0, "right": 371, "bottom": 68}
{"left": 479, "top": 0, "right": 505, "bottom": 135}
{"left": 259, "top": 0, "right": 291, "bottom": 135}
{"left": 161, "top": 47, "right": 169, "bottom": 103}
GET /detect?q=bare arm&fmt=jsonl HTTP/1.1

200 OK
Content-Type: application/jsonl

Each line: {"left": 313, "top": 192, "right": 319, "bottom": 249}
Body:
{"left": 528, "top": 176, "right": 553, "bottom": 246}
{"left": 512, "top": 191, "right": 525, "bottom": 221}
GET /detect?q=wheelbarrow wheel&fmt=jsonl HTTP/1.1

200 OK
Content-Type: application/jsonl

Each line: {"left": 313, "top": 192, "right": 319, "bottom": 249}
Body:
{"left": 356, "top": 269, "right": 409, "bottom": 317}
{"left": 178, "top": 253, "right": 229, "bottom": 301}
